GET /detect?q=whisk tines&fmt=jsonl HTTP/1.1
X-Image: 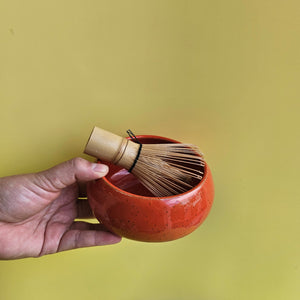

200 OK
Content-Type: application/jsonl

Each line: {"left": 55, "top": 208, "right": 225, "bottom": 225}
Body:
{"left": 130, "top": 143, "right": 205, "bottom": 197}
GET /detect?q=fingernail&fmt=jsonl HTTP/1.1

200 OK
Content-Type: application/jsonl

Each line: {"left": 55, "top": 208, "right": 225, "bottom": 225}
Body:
{"left": 92, "top": 163, "right": 109, "bottom": 175}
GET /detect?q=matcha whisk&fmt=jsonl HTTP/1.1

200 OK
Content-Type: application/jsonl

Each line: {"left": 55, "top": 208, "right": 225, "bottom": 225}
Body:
{"left": 84, "top": 127, "right": 205, "bottom": 197}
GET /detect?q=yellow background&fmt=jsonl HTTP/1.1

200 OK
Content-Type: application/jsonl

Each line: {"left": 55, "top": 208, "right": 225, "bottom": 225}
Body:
{"left": 0, "top": 1, "right": 299, "bottom": 299}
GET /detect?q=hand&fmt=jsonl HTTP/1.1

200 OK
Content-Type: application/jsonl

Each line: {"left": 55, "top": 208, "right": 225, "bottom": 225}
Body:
{"left": 0, "top": 157, "right": 121, "bottom": 260}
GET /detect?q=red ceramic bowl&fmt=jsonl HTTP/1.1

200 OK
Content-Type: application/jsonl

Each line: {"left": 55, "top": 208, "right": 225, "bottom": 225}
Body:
{"left": 87, "top": 135, "right": 214, "bottom": 242}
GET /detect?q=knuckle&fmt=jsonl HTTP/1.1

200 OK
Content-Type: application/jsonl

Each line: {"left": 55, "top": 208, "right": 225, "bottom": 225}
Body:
{"left": 71, "top": 157, "right": 86, "bottom": 170}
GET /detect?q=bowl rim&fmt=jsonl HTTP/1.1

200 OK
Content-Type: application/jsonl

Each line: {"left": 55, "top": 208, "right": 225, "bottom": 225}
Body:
{"left": 100, "top": 134, "right": 208, "bottom": 199}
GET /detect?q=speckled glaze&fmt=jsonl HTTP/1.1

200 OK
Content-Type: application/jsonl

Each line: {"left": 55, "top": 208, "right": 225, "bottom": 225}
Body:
{"left": 87, "top": 135, "right": 214, "bottom": 242}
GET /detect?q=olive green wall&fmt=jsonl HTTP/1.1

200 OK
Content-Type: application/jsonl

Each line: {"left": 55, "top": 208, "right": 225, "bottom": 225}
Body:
{"left": 0, "top": 1, "right": 299, "bottom": 299}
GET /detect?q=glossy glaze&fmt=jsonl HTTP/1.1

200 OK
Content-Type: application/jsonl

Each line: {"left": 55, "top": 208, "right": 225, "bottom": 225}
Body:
{"left": 87, "top": 135, "right": 214, "bottom": 242}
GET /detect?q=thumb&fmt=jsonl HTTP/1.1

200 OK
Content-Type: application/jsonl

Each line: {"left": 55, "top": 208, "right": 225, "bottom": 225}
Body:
{"left": 36, "top": 157, "right": 108, "bottom": 192}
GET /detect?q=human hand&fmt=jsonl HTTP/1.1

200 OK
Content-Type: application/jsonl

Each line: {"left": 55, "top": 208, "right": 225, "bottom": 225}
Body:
{"left": 0, "top": 157, "right": 121, "bottom": 260}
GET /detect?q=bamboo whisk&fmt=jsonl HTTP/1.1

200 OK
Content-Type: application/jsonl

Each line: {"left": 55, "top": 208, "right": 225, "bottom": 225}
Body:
{"left": 84, "top": 127, "right": 205, "bottom": 197}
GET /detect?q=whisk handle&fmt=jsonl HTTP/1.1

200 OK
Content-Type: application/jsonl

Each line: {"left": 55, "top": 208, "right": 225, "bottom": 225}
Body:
{"left": 84, "top": 126, "right": 140, "bottom": 170}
